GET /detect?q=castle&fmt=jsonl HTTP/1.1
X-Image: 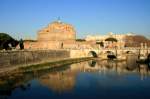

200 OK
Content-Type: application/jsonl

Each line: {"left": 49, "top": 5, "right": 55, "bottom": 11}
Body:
{"left": 24, "top": 19, "right": 79, "bottom": 49}
{"left": 38, "top": 20, "right": 76, "bottom": 41}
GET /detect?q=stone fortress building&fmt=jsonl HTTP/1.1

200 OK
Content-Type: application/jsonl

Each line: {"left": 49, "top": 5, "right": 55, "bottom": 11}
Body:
{"left": 38, "top": 19, "right": 76, "bottom": 41}
{"left": 24, "top": 19, "right": 79, "bottom": 49}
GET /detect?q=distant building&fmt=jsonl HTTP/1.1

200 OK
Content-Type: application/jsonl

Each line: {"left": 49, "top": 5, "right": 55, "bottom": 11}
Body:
{"left": 85, "top": 32, "right": 135, "bottom": 48}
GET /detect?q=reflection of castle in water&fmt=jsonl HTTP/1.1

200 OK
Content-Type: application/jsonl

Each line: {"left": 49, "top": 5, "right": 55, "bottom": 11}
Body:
{"left": 38, "top": 62, "right": 86, "bottom": 93}
{"left": 39, "top": 70, "right": 76, "bottom": 93}
{"left": 38, "top": 60, "right": 150, "bottom": 93}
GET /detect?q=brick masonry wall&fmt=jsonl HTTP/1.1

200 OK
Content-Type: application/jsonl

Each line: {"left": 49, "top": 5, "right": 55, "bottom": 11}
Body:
{"left": 0, "top": 50, "right": 70, "bottom": 68}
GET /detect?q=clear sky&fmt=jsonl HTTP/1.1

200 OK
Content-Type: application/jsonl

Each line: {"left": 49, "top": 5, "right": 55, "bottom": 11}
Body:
{"left": 0, "top": 0, "right": 150, "bottom": 39}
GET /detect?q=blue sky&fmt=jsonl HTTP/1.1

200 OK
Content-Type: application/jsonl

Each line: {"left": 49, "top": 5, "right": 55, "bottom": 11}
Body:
{"left": 0, "top": 0, "right": 150, "bottom": 39}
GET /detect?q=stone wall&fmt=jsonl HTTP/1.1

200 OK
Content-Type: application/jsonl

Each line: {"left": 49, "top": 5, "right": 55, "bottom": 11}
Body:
{"left": 0, "top": 50, "right": 70, "bottom": 68}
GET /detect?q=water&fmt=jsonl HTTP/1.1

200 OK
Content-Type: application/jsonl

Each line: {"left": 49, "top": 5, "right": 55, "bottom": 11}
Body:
{"left": 1, "top": 57, "right": 150, "bottom": 99}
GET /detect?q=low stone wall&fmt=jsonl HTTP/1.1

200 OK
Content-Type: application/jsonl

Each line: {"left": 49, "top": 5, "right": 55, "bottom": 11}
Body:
{"left": 0, "top": 50, "right": 70, "bottom": 68}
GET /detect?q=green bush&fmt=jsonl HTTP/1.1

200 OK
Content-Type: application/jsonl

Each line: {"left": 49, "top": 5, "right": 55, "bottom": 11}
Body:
{"left": 0, "top": 33, "right": 19, "bottom": 50}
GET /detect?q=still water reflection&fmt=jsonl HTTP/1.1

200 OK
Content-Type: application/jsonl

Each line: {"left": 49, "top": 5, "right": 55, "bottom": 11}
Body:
{"left": 1, "top": 57, "right": 150, "bottom": 99}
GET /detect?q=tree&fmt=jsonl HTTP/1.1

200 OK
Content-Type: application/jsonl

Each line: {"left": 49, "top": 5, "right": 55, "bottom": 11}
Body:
{"left": 0, "top": 33, "right": 19, "bottom": 50}
{"left": 124, "top": 35, "right": 150, "bottom": 47}
{"left": 76, "top": 39, "right": 86, "bottom": 42}
{"left": 105, "top": 37, "right": 118, "bottom": 42}
{"left": 96, "top": 41, "right": 104, "bottom": 47}
{"left": 19, "top": 39, "right": 24, "bottom": 50}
